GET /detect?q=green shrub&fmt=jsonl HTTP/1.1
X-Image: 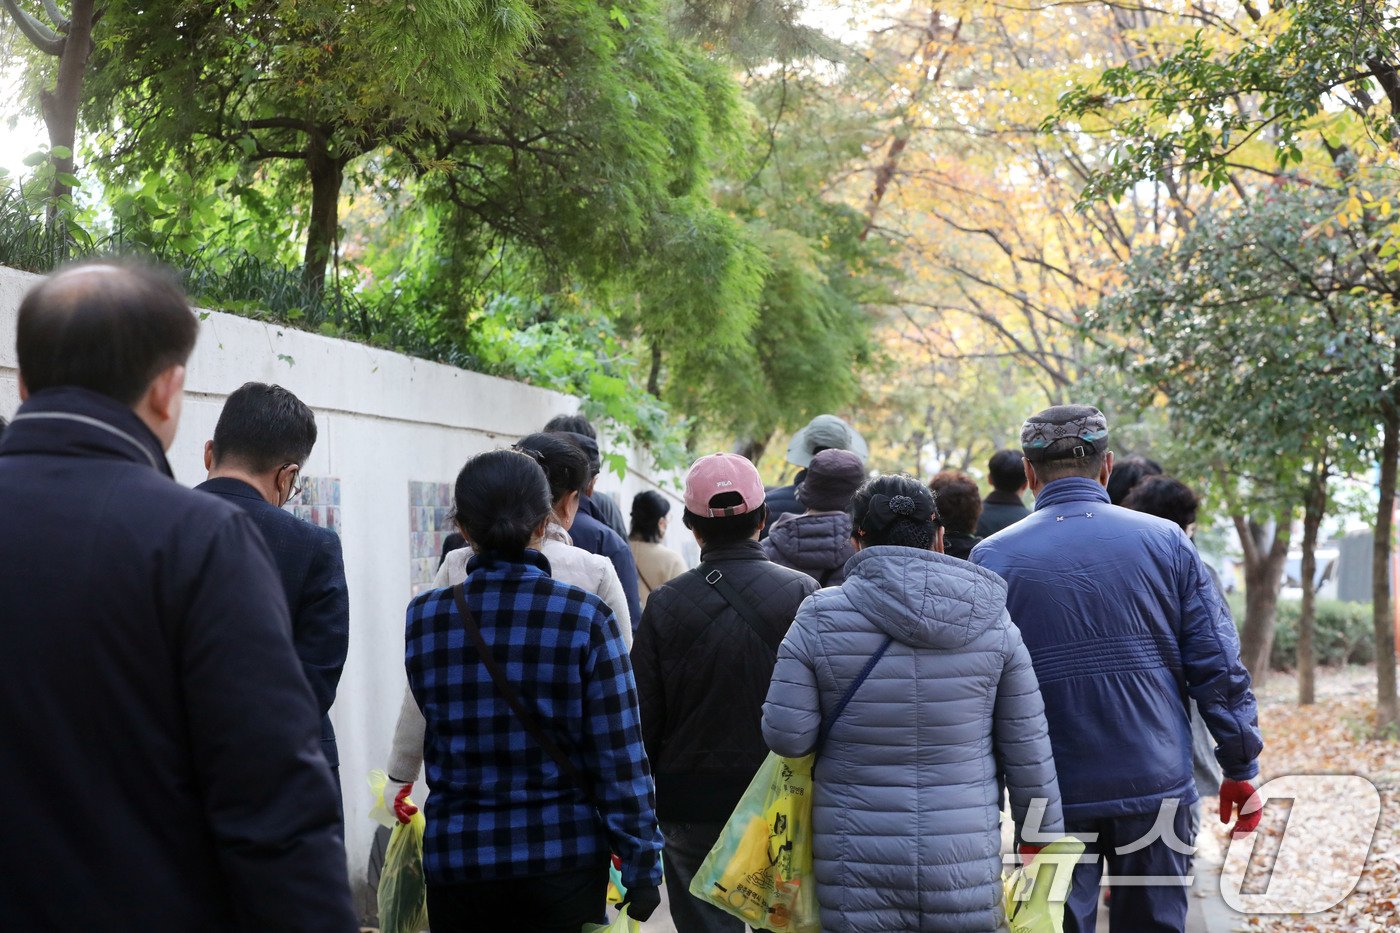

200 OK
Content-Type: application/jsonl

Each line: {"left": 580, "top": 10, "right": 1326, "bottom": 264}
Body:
{"left": 1268, "top": 600, "right": 1375, "bottom": 669}
{"left": 1228, "top": 595, "right": 1375, "bottom": 670}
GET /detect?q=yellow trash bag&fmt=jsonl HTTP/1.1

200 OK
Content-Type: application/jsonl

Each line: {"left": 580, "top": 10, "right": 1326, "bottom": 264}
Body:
{"left": 583, "top": 904, "right": 640, "bottom": 933}
{"left": 368, "top": 771, "right": 430, "bottom": 933}
{"left": 689, "top": 753, "right": 819, "bottom": 933}
{"left": 1003, "top": 836, "right": 1086, "bottom": 933}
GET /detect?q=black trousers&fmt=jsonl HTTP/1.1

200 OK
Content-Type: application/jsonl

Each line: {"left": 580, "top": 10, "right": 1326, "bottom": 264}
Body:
{"left": 426, "top": 861, "right": 610, "bottom": 933}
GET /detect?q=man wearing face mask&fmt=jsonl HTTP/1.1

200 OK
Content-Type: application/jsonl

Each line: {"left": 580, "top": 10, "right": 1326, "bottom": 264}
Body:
{"left": 197, "top": 382, "right": 351, "bottom": 818}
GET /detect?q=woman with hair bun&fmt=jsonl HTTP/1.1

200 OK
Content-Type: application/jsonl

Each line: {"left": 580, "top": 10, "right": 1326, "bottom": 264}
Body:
{"left": 762, "top": 473, "right": 1064, "bottom": 932}
{"left": 628, "top": 490, "right": 687, "bottom": 606}
{"left": 402, "top": 449, "right": 663, "bottom": 931}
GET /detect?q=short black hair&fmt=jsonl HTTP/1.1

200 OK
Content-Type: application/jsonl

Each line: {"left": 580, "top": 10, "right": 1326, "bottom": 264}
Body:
{"left": 1106, "top": 455, "right": 1163, "bottom": 505}
{"left": 1122, "top": 475, "right": 1199, "bottom": 531}
{"left": 988, "top": 449, "right": 1026, "bottom": 493}
{"left": 682, "top": 491, "right": 767, "bottom": 547}
{"left": 543, "top": 413, "right": 596, "bottom": 439}
{"left": 514, "top": 432, "right": 590, "bottom": 506}
{"left": 1033, "top": 449, "right": 1110, "bottom": 485}
{"left": 928, "top": 470, "right": 982, "bottom": 536}
{"left": 630, "top": 490, "right": 671, "bottom": 543}
{"left": 455, "top": 449, "right": 553, "bottom": 559}
{"left": 210, "top": 383, "right": 317, "bottom": 473}
{"left": 851, "top": 473, "right": 941, "bottom": 550}
{"left": 17, "top": 261, "right": 199, "bottom": 405}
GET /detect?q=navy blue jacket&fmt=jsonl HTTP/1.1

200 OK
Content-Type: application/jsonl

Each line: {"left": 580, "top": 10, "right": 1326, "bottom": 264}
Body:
{"left": 0, "top": 388, "right": 354, "bottom": 931}
{"left": 582, "top": 490, "right": 628, "bottom": 539}
{"left": 971, "top": 477, "right": 1262, "bottom": 819}
{"left": 976, "top": 489, "right": 1032, "bottom": 538}
{"left": 760, "top": 470, "right": 806, "bottom": 539}
{"left": 570, "top": 508, "right": 642, "bottom": 627}
{"left": 195, "top": 477, "right": 350, "bottom": 772}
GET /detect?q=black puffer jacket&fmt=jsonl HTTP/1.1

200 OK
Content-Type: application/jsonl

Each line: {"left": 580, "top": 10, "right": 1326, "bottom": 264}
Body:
{"left": 632, "top": 539, "right": 818, "bottom": 822}
{"left": 760, "top": 511, "right": 856, "bottom": 586}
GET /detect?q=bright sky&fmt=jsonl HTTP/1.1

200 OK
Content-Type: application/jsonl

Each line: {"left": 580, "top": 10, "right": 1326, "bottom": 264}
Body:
{"left": 1, "top": 60, "right": 43, "bottom": 180}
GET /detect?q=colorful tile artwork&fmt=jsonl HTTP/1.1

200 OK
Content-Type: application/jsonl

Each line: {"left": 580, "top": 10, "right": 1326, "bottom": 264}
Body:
{"left": 289, "top": 476, "right": 343, "bottom": 535}
{"left": 409, "top": 480, "right": 455, "bottom": 595}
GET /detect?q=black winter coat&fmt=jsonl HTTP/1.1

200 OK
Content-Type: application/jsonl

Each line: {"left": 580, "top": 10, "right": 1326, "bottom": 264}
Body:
{"left": 632, "top": 539, "right": 817, "bottom": 822}
{"left": 196, "top": 478, "right": 350, "bottom": 777}
{"left": 0, "top": 388, "right": 354, "bottom": 932}
{"left": 760, "top": 471, "right": 806, "bottom": 539}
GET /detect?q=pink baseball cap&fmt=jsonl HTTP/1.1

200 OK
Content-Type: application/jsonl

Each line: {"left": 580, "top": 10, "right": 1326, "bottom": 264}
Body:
{"left": 684, "top": 453, "right": 766, "bottom": 517}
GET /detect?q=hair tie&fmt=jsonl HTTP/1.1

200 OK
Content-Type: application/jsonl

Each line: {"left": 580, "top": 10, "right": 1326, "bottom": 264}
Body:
{"left": 863, "top": 491, "right": 935, "bottom": 533}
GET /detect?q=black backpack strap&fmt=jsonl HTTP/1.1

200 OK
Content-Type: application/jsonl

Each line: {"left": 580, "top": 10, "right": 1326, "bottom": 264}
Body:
{"left": 452, "top": 584, "right": 593, "bottom": 799}
{"left": 815, "top": 636, "right": 894, "bottom": 756}
{"left": 700, "top": 562, "right": 778, "bottom": 658}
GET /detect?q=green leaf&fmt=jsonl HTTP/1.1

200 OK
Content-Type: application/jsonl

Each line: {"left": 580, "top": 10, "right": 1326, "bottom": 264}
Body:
{"left": 608, "top": 5, "right": 630, "bottom": 28}
{"left": 56, "top": 173, "right": 81, "bottom": 189}
{"left": 21, "top": 151, "right": 48, "bottom": 167}
{"left": 49, "top": 146, "right": 72, "bottom": 160}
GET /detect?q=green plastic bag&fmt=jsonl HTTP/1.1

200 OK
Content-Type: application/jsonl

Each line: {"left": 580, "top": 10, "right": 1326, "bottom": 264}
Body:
{"left": 1003, "top": 836, "right": 1086, "bottom": 933}
{"left": 688, "top": 752, "right": 819, "bottom": 932}
{"left": 583, "top": 904, "right": 640, "bottom": 933}
{"left": 367, "top": 770, "right": 429, "bottom": 933}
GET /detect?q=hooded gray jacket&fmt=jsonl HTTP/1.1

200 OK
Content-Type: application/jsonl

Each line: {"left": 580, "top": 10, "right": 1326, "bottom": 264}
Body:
{"left": 763, "top": 546, "right": 1063, "bottom": 932}
{"left": 760, "top": 510, "right": 857, "bottom": 586}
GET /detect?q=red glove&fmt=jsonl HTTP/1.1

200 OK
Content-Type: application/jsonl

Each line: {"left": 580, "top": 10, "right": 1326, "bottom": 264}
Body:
{"left": 1219, "top": 778, "right": 1261, "bottom": 836}
{"left": 1018, "top": 844, "right": 1043, "bottom": 867}
{"left": 391, "top": 782, "right": 418, "bottom": 824}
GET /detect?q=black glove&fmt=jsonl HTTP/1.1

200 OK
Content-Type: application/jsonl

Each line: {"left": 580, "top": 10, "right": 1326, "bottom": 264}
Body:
{"left": 621, "top": 884, "right": 661, "bottom": 922}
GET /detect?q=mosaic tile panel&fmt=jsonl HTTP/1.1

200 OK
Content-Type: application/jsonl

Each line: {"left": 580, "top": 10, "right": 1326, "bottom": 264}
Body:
{"left": 289, "top": 476, "right": 343, "bottom": 535}
{"left": 408, "top": 480, "right": 454, "bottom": 595}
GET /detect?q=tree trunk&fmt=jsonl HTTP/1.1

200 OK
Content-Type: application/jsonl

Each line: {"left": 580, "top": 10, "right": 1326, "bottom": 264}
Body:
{"left": 734, "top": 433, "right": 770, "bottom": 465}
{"left": 1233, "top": 514, "right": 1292, "bottom": 686}
{"left": 646, "top": 342, "right": 662, "bottom": 397}
{"left": 302, "top": 140, "right": 343, "bottom": 296}
{"left": 1374, "top": 401, "right": 1400, "bottom": 735}
{"left": 38, "top": 0, "right": 95, "bottom": 223}
{"left": 1297, "top": 456, "right": 1329, "bottom": 705}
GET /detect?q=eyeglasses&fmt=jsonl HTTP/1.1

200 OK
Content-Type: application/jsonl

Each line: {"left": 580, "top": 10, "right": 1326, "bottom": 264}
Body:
{"left": 279, "top": 463, "right": 304, "bottom": 503}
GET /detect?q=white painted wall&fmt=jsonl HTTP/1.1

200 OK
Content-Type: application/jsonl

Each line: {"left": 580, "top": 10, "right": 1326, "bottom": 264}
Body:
{"left": 0, "top": 265, "right": 693, "bottom": 914}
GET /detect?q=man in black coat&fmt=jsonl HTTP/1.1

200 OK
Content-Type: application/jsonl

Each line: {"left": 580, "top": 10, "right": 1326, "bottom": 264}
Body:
{"left": 197, "top": 382, "right": 351, "bottom": 815}
{"left": 976, "top": 448, "right": 1033, "bottom": 538}
{"left": 632, "top": 453, "right": 817, "bottom": 932}
{"left": 0, "top": 264, "right": 355, "bottom": 930}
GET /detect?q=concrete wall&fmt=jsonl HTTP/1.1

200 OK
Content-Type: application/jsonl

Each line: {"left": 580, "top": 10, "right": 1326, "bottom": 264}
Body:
{"left": 0, "top": 265, "right": 693, "bottom": 913}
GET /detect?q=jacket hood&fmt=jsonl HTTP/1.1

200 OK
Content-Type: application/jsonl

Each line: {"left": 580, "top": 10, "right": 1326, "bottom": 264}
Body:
{"left": 842, "top": 545, "right": 1007, "bottom": 649}
{"left": 764, "top": 511, "right": 854, "bottom": 572}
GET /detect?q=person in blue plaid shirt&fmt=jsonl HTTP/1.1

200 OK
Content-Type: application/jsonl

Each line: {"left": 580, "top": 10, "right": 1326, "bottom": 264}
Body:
{"left": 405, "top": 449, "right": 664, "bottom": 931}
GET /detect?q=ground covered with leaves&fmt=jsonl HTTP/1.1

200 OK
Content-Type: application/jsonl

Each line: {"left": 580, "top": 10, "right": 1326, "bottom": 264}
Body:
{"left": 1207, "top": 665, "right": 1399, "bottom": 932}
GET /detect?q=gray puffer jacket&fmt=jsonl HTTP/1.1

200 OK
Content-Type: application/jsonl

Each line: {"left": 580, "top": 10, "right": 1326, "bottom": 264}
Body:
{"left": 760, "top": 511, "right": 857, "bottom": 586}
{"left": 763, "top": 546, "right": 1063, "bottom": 933}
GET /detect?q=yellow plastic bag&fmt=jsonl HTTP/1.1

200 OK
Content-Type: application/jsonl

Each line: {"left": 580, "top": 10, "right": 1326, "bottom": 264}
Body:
{"left": 367, "top": 770, "right": 429, "bottom": 933}
{"left": 689, "top": 753, "right": 819, "bottom": 932}
{"left": 583, "top": 904, "right": 640, "bottom": 933}
{"left": 1003, "top": 836, "right": 1085, "bottom": 933}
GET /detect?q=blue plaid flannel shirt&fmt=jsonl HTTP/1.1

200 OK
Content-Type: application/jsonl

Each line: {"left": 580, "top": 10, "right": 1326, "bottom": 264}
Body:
{"left": 405, "top": 549, "right": 664, "bottom": 888}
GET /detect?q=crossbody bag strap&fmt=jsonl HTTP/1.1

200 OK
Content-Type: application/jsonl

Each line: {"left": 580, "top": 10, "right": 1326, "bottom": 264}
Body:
{"left": 815, "top": 635, "right": 894, "bottom": 756}
{"left": 700, "top": 563, "right": 779, "bottom": 658}
{"left": 451, "top": 584, "right": 593, "bottom": 798}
